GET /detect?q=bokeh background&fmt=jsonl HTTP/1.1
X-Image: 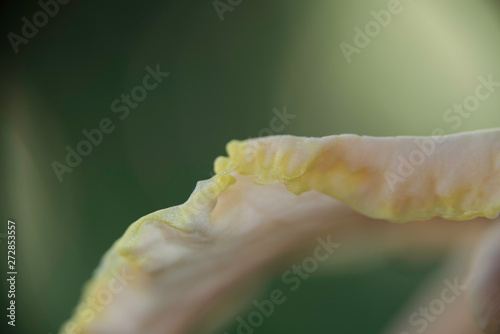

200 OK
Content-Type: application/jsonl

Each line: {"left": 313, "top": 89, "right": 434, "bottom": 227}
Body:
{"left": 2, "top": 0, "right": 500, "bottom": 333}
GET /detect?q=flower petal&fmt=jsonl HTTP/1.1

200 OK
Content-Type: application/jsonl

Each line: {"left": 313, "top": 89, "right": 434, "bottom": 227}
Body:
{"left": 61, "top": 130, "right": 500, "bottom": 334}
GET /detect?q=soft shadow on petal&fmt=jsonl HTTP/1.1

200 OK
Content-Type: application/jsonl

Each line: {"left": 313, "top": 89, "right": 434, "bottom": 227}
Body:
{"left": 470, "top": 224, "right": 500, "bottom": 334}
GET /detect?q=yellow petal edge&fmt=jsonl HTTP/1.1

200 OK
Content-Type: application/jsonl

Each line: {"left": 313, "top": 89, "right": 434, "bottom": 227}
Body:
{"left": 214, "top": 129, "right": 500, "bottom": 222}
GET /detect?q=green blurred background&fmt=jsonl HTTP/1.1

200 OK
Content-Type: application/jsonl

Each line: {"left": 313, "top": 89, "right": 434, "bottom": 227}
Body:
{"left": 2, "top": 0, "right": 500, "bottom": 333}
